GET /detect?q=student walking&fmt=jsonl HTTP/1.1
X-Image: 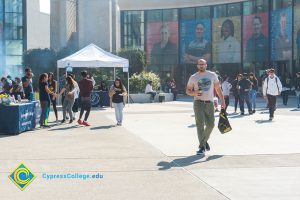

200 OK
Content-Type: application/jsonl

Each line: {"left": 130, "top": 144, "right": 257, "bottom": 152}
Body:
{"left": 263, "top": 69, "right": 282, "bottom": 121}
{"left": 109, "top": 78, "right": 127, "bottom": 126}
{"left": 186, "top": 59, "right": 225, "bottom": 155}
{"left": 59, "top": 76, "right": 76, "bottom": 123}
{"left": 78, "top": 71, "right": 94, "bottom": 126}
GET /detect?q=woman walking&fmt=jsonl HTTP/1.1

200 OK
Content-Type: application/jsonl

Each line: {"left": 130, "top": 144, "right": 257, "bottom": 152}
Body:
{"left": 249, "top": 73, "right": 258, "bottom": 113}
{"left": 109, "top": 78, "right": 127, "bottom": 126}
{"left": 39, "top": 73, "right": 56, "bottom": 128}
{"left": 59, "top": 76, "right": 76, "bottom": 123}
{"left": 48, "top": 72, "right": 58, "bottom": 122}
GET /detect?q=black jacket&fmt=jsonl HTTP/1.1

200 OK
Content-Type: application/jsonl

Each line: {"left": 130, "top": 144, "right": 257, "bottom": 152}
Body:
{"left": 238, "top": 78, "right": 252, "bottom": 94}
{"left": 295, "top": 77, "right": 300, "bottom": 91}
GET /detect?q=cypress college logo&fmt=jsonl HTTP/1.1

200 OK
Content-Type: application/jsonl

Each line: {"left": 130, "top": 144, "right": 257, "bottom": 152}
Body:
{"left": 9, "top": 163, "right": 36, "bottom": 191}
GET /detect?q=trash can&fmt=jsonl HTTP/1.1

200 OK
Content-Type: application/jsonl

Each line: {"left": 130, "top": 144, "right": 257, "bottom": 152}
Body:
{"left": 158, "top": 95, "right": 165, "bottom": 103}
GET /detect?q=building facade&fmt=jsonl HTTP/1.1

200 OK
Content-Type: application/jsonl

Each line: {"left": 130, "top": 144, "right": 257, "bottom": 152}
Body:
{"left": 0, "top": 0, "right": 50, "bottom": 77}
{"left": 119, "top": 0, "right": 300, "bottom": 89}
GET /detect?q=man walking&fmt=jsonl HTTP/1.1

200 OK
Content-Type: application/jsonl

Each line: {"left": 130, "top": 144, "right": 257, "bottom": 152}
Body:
{"left": 238, "top": 73, "right": 253, "bottom": 115}
{"left": 78, "top": 71, "right": 94, "bottom": 126}
{"left": 186, "top": 59, "right": 225, "bottom": 155}
{"left": 263, "top": 69, "right": 282, "bottom": 121}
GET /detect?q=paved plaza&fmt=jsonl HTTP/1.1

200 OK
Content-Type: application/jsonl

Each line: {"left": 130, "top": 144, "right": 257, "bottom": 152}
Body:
{"left": 0, "top": 96, "right": 300, "bottom": 199}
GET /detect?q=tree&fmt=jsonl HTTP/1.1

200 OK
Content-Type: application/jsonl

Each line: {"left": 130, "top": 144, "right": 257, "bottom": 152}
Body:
{"left": 129, "top": 71, "right": 160, "bottom": 93}
{"left": 117, "top": 49, "right": 146, "bottom": 76}
{"left": 23, "top": 48, "right": 57, "bottom": 89}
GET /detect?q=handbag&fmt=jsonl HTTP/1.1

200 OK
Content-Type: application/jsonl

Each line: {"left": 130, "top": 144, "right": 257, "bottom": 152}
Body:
{"left": 218, "top": 108, "right": 232, "bottom": 134}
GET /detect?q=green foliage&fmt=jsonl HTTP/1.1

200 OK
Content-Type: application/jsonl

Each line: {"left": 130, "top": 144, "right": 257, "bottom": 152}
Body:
{"left": 23, "top": 48, "right": 57, "bottom": 89}
{"left": 117, "top": 49, "right": 146, "bottom": 76}
{"left": 129, "top": 71, "right": 160, "bottom": 93}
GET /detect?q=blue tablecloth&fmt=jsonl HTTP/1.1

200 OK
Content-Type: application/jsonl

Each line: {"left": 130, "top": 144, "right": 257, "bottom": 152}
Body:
{"left": 0, "top": 101, "right": 40, "bottom": 135}
{"left": 91, "top": 91, "right": 110, "bottom": 107}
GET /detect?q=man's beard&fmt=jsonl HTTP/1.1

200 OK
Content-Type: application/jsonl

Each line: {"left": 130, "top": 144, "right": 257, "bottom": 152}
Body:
{"left": 199, "top": 68, "right": 206, "bottom": 72}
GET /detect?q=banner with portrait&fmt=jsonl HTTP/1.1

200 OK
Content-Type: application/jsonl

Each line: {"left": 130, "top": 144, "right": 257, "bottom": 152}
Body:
{"left": 243, "top": 13, "right": 269, "bottom": 63}
{"left": 179, "top": 19, "right": 211, "bottom": 64}
{"left": 146, "top": 21, "right": 178, "bottom": 70}
{"left": 212, "top": 16, "right": 241, "bottom": 64}
{"left": 270, "top": 7, "right": 292, "bottom": 61}
{"left": 294, "top": 5, "right": 300, "bottom": 59}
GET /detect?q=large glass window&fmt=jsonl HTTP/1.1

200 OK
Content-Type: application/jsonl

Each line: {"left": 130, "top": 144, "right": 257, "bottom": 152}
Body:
{"left": 122, "top": 11, "right": 144, "bottom": 49}
{"left": 3, "top": 0, "right": 24, "bottom": 72}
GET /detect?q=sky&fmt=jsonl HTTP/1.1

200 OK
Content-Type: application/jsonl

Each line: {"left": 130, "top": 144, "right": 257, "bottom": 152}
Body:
{"left": 40, "top": 0, "right": 50, "bottom": 14}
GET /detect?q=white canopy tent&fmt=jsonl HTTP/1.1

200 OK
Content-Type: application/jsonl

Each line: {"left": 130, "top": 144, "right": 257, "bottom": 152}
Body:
{"left": 57, "top": 43, "right": 130, "bottom": 104}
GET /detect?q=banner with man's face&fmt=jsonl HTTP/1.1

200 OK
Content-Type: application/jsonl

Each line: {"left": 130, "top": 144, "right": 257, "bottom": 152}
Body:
{"left": 243, "top": 13, "right": 269, "bottom": 63}
{"left": 270, "top": 7, "right": 292, "bottom": 61}
{"left": 212, "top": 16, "right": 241, "bottom": 64}
{"left": 146, "top": 21, "right": 178, "bottom": 67}
{"left": 180, "top": 19, "right": 211, "bottom": 64}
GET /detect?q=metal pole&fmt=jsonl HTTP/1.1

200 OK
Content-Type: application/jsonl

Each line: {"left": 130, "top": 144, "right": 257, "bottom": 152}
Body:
{"left": 57, "top": 67, "right": 60, "bottom": 105}
{"left": 127, "top": 69, "right": 129, "bottom": 104}
{"left": 114, "top": 67, "right": 116, "bottom": 80}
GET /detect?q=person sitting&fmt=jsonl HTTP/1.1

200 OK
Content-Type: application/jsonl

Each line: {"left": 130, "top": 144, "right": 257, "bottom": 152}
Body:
{"left": 145, "top": 81, "right": 156, "bottom": 102}
{"left": 98, "top": 81, "right": 108, "bottom": 91}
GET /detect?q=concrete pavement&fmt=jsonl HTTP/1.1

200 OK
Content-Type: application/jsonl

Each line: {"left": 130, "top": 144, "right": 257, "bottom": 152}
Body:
{"left": 0, "top": 96, "right": 299, "bottom": 199}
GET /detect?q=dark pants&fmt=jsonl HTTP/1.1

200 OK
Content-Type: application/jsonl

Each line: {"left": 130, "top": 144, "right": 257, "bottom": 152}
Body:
{"left": 234, "top": 94, "right": 239, "bottom": 112}
{"left": 72, "top": 98, "right": 79, "bottom": 113}
{"left": 171, "top": 89, "right": 178, "bottom": 101}
{"left": 281, "top": 90, "right": 289, "bottom": 105}
{"left": 80, "top": 100, "right": 91, "bottom": 121}
{"left": 224, "top": 96, "right": 229, "bottom": 111}
{"left": 40, "top": 101, "right": 50, "bottom": 126}
{"left": 267, "top": 94, "right": 277, "bottom": 118}
{"left": 239, "top": 92, "right": 252, "bottom": 113}
{"left": 147, "top": 92, "right": 156, "bottom": 100}
{"left": 51, "top": 98, "right": 58, "bottom": 119}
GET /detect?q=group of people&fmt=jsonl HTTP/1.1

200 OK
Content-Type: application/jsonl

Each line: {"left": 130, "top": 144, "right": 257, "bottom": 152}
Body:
{"left": 145, "top": 79, "right": 178, "bottom": 102}
{"left": 1, "top": 67, "right": 128, "bottom": 128}
{"left": 186, "top": 58, "right": 300, "bottom": 155}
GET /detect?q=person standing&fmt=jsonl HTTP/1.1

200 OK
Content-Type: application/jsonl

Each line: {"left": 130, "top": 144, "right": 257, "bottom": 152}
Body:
{"left": 232, "top": 74, "right": 242, "bottom": 113}
{"left": 221, "top": 75, "right": 232, "bottom": 112}
{"left": 109, "top": 78, "right": 127, "bottom": 126}
{"left": 58, "top": 76, "right": 76, "bottom": 123}
{"left": 48, "top": 72, "right": 58, "bottom": 122}
{"left": 69, "top": 74, "right": 80, "bottom": 120}
{"left": 249, "top": 73, "right": 258, "bottom": 113}
{"left": 169, "top": 79, "right": 178, "bottom": 101}
{"left": 39, "top": 73, "right": 56, "bottom": 128}
{"left": 263, "top": 69, "right": 282, "bottom": 121}
{"left": 186, "top": 59, "right": 225, "bottom": 155}
{"left": 294, "top": 72, "right": 300, "bottom": 108}
{"left": 238, "top": 73, "right": 253, "bottom": 115}
{"left": 280, "top": 72, "right": 292, "bottom": 106}
{"left": 78, "top": 71, "right": 94, "bottom": 126}
{"left": 22, "top": 68, "right": 33, "bottom": 100}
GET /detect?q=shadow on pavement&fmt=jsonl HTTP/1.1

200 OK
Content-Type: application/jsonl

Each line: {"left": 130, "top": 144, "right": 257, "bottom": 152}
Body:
{"left": 228, "top": 114, "right": 245, "bottom": 119}
{"left": 90, "top": 125, "right": 115, "bottom": 130}
{"left": 188, "top": 124, "right": 196, "bottom": 128}
{"left": 48, "top": 125, "right": 79, "bottom": 131}
{"left": 290, "top": 108, "right": 300, "bottom": 111}
{"left": 157, "top": 155, "right": 223, "bottom": 170}
{"left": 255, "top": 120, "right": 272, "bottom": 124}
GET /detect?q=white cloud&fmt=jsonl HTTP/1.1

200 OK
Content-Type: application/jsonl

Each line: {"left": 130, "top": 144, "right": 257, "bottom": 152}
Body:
{"left": 40, "top": 0, "right": 50, "bottom": 14}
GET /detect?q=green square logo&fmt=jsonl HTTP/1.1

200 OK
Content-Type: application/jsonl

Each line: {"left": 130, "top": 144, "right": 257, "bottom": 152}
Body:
{"left": 9, "top": 163, "right": 36, "bottom": 191}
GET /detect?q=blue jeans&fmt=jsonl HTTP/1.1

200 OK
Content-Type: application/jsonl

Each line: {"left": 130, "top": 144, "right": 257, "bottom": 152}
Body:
{"left": 114, "top": 102, "right": 124, "bottom": 123}
{"left": 296, "top": 91, "right": 300, "bottom": 107}
{"left": 249, "top": 90, "right": 257, "bottom": 110}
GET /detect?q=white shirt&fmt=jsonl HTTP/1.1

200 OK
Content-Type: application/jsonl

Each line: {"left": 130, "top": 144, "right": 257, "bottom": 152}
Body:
{"left": 221, "top": 81, "right": 232, "bottom": 96}
{"left": 263, "top": 75, "right": 282, "bottom": 96}
{"left": 145, "top": 84, "right": 155, "bottom": 93}
{"left": 217, "top": 36, "right": 241, "bottom": 63}
{"left": 74, "top": 83, "right": 80, "bottom": 99}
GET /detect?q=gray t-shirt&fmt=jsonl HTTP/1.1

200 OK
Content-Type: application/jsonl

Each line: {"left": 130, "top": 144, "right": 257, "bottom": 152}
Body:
{"left": 187, "top": 71, "right": 219, "bottom": 101}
